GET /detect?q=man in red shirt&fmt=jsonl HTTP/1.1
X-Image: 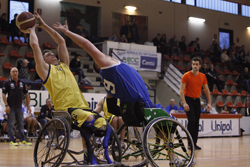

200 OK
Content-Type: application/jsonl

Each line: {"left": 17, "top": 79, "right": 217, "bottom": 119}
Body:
{"left": 180, "top": 57, "right": 211, "bottom": 150}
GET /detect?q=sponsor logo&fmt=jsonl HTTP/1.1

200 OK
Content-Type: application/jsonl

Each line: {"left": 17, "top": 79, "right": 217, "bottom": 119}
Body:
{"left": 140, "top": 56, "right": 157, "bottom": 69}
{"left": 211, "top": 120, "right": 232, "bottom": 134}
{"left": 121, "top": 57, "right": 139, "bottom": 64}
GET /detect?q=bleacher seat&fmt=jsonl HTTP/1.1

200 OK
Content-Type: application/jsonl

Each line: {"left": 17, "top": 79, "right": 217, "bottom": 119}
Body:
{"left": 43, "top": 42, "right": 56, "bottom": 49}
{"left": 25, "top": 52, "right": 34, "bottom": 59}
{"left": 211, "top": 89, "right": 223, "bottom": 95}
{"left": 231, "top": 90, "right": 240, "bottom": 96}
{"left": 176, "top": 65, "right": 185, "bottom": 72}
{"left": 0, "top": 50, "right": 5, "bottom": 57}
{"left": 9, "top": 50, "right": 22, "bottom": 58}
{"left": 164, "top": 54, "right": 174, "bottom": 61}
{"left": 224, "top": 69, "right": 233, "bottom": 75}
{"left": 183, "top": 56, "right": 191, "bottom": 62}
{"left": 216, "top": 101, "right": 224, "bottom": 108}
{"left": 225, "top": 79, "right": 238, "bottom": 86}
{"left": 222, "top": 89, "right": 232, "bottom": 96}
{"left": 236, "top": 102, "right": 245, "bottom": 108}
{"left": 173, "top": 55, "right": 183, "bottom": 61}
{"left": 232, "top": 70, "right": 240, "bottom": 76}
{"left": 13, "top": 39, "right": 27, "bottom": 46}
{"left": 227, "top": 101, "right": 238, "bottom": 108}
{"left": 185, "top": 66, "right": 191, "bottom": 71}
{"left": 215, "top": 68, "right": 225, "bottom": 75}
{"left": 0, "top": 37, "right": 12, "bottom": 45}
{"left": 3, "top": 62, "right": 14, "bottom": 70}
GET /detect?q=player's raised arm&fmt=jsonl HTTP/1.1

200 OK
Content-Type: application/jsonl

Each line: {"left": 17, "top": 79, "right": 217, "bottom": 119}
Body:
{"left": 28, "top": 25, "right": 49, "bottom": 81}
{"left": 34, "top": 11, "right": 69, "bottom": 66}
{"left": 53, "top": 21, "right": 116, "bottom": 68}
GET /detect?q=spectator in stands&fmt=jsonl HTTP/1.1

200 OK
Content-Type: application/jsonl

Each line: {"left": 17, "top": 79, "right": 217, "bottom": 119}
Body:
{"left": 228, "top": 50, "right": 241, "bottom": 72}
{"left": 120, "top": 19, "right": 132, "bottom": 43}
{"left": 0, "top": 13, "right": 10, "bottom": 32}
{"left": 178, "top": 101, "right": 185, "bottom": 112}
{"left": 17, "top": 59, "right": 35, "bottom": 87}
{"left": 227, "top": 43, "right": 236, "bottom": 56}
{"left": 221, "top": 49, "right": 234, "bottom": 72}
{"left": 238, "top": 45, "right": 246, "bottom": 58}
{"left": 208, "top": 39, "right": 221, "bottom": 63}
{"left": 237, "top": 50, "right": 246, "bottom": 68}
{"left": 69, "top": 54, "right": 91, "bottom": 85}
{"left": 200, "top": 63, "right": 213, "bottom": 91}
{"left": 118, "top": 34, "right": 128, "bottom": 43}
{"left": 11, "top": 13, "right": 27, "bottom": 43}
{"left": 245, "top": 51, "right": 250, "bottom": 69}
{"left": 130, "top": 17, "right": 139, "bottom": 43}
{"left": 22, "top": 98, "right": 37, "bottom": 137}
{"left": 201, "top": 101, "right": 218, "bottom": 114}
{"left": 169, "top": 35, "right": 180, "bottom": 57}
{"left": 166, "top": 99, "right": 178, "bottom": 113}
{"left": 152, "top": 33, "right": 162, "bottom": 53}
{"left": 179, "top": 36, "right": 187, "bottom": 52}
{"left": 200, "top": 63, "right": 209, "bottom": 74}
{"left": 207, "top": 64, "right": 225, "bottom": 92}
{"left": 75, "top": 25, "right": 89, "bottom": 38}
{"left": 39, "top": 98, "right": 53, "bottom": 128}
{"left": 33, "top": 70, "right": 46, "bottom": 90}
{"left": 0, "top": 104, "right": 8, "bottom": 137}
{"left": 109, "top": 33, "right": 118, "bottom": 42}
{"left": 221, "top": 105, "right": 229, "bottom": 114}
{"left": 160, "top": 34, "right": 168, "bottom": 54}
{"left": 188, "top": 37, "right": 202, "bottom": 56}
{"left": 236, "top": 67, "right": 250, "bottom": 92}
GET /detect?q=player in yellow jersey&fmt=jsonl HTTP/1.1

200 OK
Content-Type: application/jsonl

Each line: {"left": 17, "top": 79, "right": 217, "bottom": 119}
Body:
{"left": 21, "top": 12, "right": 111, "bottom": 165}
{"left": 94, "top": 95, "right": 125, "bottom": 148}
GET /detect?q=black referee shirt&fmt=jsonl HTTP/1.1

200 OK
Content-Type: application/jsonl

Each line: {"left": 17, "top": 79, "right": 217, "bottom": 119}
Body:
{"left": 2, "top": 79, "right": 28, "bottom": 108}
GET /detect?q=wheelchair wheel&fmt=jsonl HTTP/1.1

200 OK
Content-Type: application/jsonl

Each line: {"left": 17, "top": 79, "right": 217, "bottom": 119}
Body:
{"left": 34, "top": 117, "right": 70, "bottom": 167}
{"left": 142, "top": 117, "right": 195, "bottom": 167}
{"left": 91, "top": 123, "right": 122, "bottom": 165}
{"left": 33, "top": 122, "right": 42, "bottom": 138}
{"left": 117, "top": 124, "right": 147, "bottom": 167}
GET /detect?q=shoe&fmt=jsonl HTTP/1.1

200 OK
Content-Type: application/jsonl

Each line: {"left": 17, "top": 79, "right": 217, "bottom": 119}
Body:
{"left": 59, "top": 135, "right": 65, "bottom": 140}
{"left": 9, "top": 141, "right": 18, "bottom": 146}
{"left": 4, "top": 134, "right": 9, "bottom": 138}
{"left": 195, "top": 145, "right": 201, "bottom": 150}
{"left": 81, "top": 78, "right": 92, "bottom": 85}
{"left": 28, "top": 132, "right": 33, "bottom": 137}
{"left": 121, "top": 142, "right": 125, "bottom": 149}
{"left": 45, "top": 135, "right": 49, "bottom": 140}
{"left": 19, "top": 140, "right": 32, "bottom": 146}
{"left": 169, "top": 158, "right": 184, "bottom": 167}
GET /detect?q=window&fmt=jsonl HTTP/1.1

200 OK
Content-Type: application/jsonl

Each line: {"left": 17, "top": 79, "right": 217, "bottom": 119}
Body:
{"left": 172, "top": 0, "right": 181, "bottom": 3}
{"left": 242, "top": 5, "right": 250, "bottom": 17}
{"left": 186, "top": 0, "right": 195, "bottom": 6}
{"left": 196, "top": 0, "right": 238, "bottom": 15}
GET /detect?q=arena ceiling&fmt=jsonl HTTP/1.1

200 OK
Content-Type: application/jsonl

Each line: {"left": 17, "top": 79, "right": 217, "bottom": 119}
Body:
{"left": 224, "top": 0, "right": 250, "bottom": 6}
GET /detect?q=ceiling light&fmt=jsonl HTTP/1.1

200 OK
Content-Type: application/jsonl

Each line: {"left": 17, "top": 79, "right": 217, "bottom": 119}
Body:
{"left": 188, "top": 17, "right": 205, "bottom": 23}
{"left": 125, "top": 6, "right": 137, "bottom": 11}
{"left": 247, "top": 27, "right": 250, "bottom": 30}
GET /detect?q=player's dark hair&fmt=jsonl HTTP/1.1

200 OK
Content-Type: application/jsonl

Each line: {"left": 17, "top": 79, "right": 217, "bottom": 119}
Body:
{"left": 191, "top": 57, "right": 201, "bottom": 65}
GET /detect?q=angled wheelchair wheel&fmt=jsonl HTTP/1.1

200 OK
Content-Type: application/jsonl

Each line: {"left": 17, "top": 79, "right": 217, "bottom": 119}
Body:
{"left": 34, "top": 117, "right": 70, "bottom": 167}
{"left": 91, "top": 123, "right": 122, "bottom": 166}
{"left": 117, "top": 124, "right": 147, "bottom": 167}
{"left": 142, "top": 117, "right": 195, "bottom": 167}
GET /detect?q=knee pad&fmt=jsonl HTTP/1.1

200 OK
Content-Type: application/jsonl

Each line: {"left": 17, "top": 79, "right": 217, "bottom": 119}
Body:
{"left": 81, "top": 118, "right": 96, "bottom": 135}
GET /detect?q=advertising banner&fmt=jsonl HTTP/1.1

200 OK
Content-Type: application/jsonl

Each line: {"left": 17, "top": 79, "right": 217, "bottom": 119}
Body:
{"left": 176, "top": 118, "right": 240, "bottom": 137}
{"left": 112, "top": 49, "right": 162, "bottom": 72}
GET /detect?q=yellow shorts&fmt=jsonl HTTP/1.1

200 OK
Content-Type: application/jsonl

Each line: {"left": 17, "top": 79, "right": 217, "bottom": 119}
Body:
{"left": 106, "top": 115, "right": 115, "bottom": 124}
{"left": 70, "top": 109, "right": 106, "bottom": 129}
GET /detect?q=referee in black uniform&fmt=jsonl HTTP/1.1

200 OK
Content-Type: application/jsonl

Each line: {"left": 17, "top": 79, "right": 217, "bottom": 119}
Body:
{"left": 2, "top": 67, "right": 32, "bottom": 146}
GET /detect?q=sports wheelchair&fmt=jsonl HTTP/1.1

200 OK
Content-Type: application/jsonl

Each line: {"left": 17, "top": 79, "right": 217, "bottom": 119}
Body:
{"left": 33, "top": 104, "right": 195, "bottom": 167}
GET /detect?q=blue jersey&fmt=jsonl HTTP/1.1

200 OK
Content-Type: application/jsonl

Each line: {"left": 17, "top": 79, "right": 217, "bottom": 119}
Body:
{"left": 100, "top": 61, "right": 174, "bottom": 118}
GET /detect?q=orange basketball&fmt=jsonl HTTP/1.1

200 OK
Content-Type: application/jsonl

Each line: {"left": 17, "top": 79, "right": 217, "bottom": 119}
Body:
{"left": 16, "top": 11, "right": 35, "bottom": 30}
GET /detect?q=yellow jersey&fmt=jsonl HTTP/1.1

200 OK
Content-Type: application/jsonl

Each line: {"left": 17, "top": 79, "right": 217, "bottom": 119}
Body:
{"left": 102, "top": 97, "right": 120, "bottom": 120}
{"left": 44, "top": 62, "right": 90, "bottom": 111}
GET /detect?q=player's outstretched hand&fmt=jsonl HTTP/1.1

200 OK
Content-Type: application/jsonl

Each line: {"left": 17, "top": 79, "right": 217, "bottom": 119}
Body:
{"left": 34, "top": 11, "right": 46, "bottom": 28}
{"left": 53, "top": 20, "right": 69, "bottom": 33}
{"left": 20, "top": 24, "right": 37, "bottom": 34}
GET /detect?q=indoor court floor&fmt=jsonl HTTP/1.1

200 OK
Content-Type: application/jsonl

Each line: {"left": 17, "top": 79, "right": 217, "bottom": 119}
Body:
{"left": 0, "top": 135, "right": 249, "bottom": 167}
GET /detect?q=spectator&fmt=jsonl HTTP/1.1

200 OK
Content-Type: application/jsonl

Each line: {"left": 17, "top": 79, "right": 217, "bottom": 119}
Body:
{"left": 120, "top": 19, "right": 132, "bottom": 42}
{"left": 237, "top": 50, "right": 246, "bottom": 68}
{"left": 17, "top": 59, "right": 35, "bottom": 86}
{"left": 208, "top": 39, "right": 221, "bottom": 63}
{"left": 75, "top": 25, "right": 89, "bottom": 38}
{"left": 201, "top": 101, "right": 218, "bottom": 114}
{"left": 118, "top": 34, "right": 128, "bottom": 43}
{"left": 179, "top": 36, "right": 187, "bottom": 52}
{"left": 22, "top": 98, "right": 36, "bottom": 137}
{"left": 160, "top": 34, "right": 168, "bottom": 54}
{"left": 200, "top": 63, "right": 213, "bottom": 91}
{"left": 178, "top": 101, "right": 185, "bottom": 112}
{"left": 109, "top": 33, "right": 118, "bottom": 42}
{"left": 39, "top": 98, "right": 53, "bottom": 128}
{"left": 130, "top": 17, "right": 139, "bottom": 43}
{"left": 2, "top": 67, "right": 32, "bottom": 146}
{"left": 199, "top": 63, "right": 209, "bottom": 75}
{"left": 188, "top": 37, "right": 202, "bottom": 56}
{"left": 227, "top": 43, "right": 236, "bottom": 56}
{"left": 152, "top": 33, "right": 162, "bottom": 53}
{"left": 221, "top": 49, "right": 234, "bottom": 72}
{"left": 33, "top": 70, "right": 46, "bottom": 90}
{"left": 245, "top": 51, "right": 250, "bottom": 69}
{"left": 229, "top": 50, "right": 241, "bottom": 72}
{"left": 166, "top": 99, "right": 178, "bottom": 113}
{"left": 236, "top": 67, "right": 250, "bottom": 92}
{"left": 221, "top": 105, "right": 229, "bottom": 114}
{"left": 11, "top": 13, "right": 27, "bottom": 43}
{"left": 169, "top": 35, "right": 180, "bottom": 57}
{"left": 0, "top": 104, "right": 8, "bottom": 137}
{"left": 207, "top": 64, "right": 225, "bottom": 92}
{"left": 69, "top": 54, "right": 91, "bottom": 85}
{"left": 0, "top": 13, "right": 10, "bottom": 32}
{"left": 238, "top": 45, "right": 246, "bottom": 58}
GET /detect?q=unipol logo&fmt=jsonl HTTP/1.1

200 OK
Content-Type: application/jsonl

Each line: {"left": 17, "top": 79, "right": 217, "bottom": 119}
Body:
{"left": 140, "top": 56, "right": 157, "bottom": 69}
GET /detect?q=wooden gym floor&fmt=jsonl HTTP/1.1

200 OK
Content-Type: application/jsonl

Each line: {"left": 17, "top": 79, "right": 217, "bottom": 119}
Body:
{"left": 0, "top": 135, "right": 249, "bottom": 167}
